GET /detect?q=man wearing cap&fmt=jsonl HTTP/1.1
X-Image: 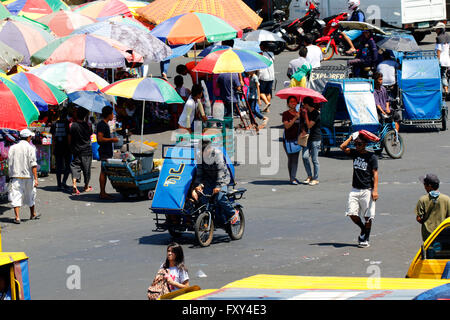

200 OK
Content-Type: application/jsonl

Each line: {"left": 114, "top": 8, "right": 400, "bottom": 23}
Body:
{"left": 7, "top": 129, "right": 40, "bottom": 224}
{"left": 340, "top": 131, "right": 379, "bottom": 248}
{"left": 434, "top": 22, "right": 450, "bottom": 99}
{"left": 415, "top": 174, "right": 450, "bottom": 242}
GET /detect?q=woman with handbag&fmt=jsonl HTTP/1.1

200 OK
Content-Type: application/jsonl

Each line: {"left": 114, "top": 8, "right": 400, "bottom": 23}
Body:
{"left": 301, "top": 97, "right": 321, "bottom": 186}
{"left": 282, "top": 96, "right": 304, "bottom": 185}
{"left": 147, "top": 243, "right": 189, "bottom": 300}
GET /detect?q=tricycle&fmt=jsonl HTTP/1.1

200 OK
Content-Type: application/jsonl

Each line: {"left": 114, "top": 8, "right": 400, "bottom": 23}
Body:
{"left": 320, "top": 79, "right": 405, "bottom": 159}
{"left": 150, "top": 143, "right": 246, "bottom": 247}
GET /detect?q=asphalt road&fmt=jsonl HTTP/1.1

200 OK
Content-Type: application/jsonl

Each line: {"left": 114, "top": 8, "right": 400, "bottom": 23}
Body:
{"left": 1, "top": 34, "right": 448, "bottom": 300}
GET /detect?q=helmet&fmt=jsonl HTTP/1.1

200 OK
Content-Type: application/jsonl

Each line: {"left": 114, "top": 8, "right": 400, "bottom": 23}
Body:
{"left": 348, "top": 0, "right": 360, "bottom": 10}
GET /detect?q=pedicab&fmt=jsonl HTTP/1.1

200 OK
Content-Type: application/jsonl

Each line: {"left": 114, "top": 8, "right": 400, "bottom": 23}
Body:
{"left": 150, "top": 142, "right": 246, "bottom": 247}
{"left": 320, "top": 79, "right": 405, "bottom": 158}
{"left": 397, "top": 50, "right": 448, "bottom": 131}
{"left": 0, "top": 230, "right": 31, "bottom": 300}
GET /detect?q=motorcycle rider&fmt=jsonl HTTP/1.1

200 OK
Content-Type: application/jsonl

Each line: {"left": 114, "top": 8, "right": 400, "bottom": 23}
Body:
{"left": 341, "top": 0, "right": 366, "bottom": 54}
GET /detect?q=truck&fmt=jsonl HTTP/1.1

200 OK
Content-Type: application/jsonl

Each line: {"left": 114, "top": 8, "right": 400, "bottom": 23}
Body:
{"left": 289, "top": 0, "right": 447, "bottom": 43}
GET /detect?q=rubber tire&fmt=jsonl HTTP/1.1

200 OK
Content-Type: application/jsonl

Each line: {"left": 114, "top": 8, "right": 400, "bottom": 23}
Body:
{"left": 226, "top": 207, "right": 245, "bottom": 241}
{"left": 441, "top": 109, "right": 447, "bottom": 131}
{"left": 383, "top": 130, "right": 405, "bottom": 159}
{"left": 195, "top": 212, "right": 214, "bottom": 247}
{"left": 317, "top": 41, "right": 334, "bottom": 61}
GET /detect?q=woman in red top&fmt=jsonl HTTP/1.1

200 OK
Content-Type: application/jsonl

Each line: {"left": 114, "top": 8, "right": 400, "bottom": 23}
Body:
{"left": 282, "top": 96, "right": 302, "bottom": 185}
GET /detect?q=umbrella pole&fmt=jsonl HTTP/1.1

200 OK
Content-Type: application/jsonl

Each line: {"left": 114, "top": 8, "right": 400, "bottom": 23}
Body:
{"left": 140, "top": 100, "right": 145, "bottom": 153}
{"left": 230, "top": 74, "right": 233, "bottom": 118}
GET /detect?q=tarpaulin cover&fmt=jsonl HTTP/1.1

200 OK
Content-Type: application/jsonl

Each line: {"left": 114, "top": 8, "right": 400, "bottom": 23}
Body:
{"left": 19, "top": 259, "right": 30, "bottom": 300}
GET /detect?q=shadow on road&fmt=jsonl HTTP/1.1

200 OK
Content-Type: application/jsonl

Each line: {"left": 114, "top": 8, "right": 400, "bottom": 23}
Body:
{"left": 138, "top": 233, "right": 231, "bottom": 249}
{"left": 249, "top": 179, "right": 291, "bottom": 186}
{"left": 309, "top": 242, "right": 359, "bottom": 248}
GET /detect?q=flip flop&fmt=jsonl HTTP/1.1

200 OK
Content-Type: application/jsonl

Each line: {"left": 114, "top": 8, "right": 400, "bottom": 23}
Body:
{"left": 72, "top": 188, "right": 81, "bottom": 196}
{"left": 84, "top": 186, "right": 93, "bottom": 192}
{"left": 13, "top": 219, "right": 21, "bottom": 224}
{"left": 30, "top": 213, "right": 41, "bottom": 220}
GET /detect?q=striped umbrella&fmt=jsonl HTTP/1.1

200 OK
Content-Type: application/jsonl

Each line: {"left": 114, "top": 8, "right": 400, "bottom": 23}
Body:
{"left": 9, "top": 72, "right": 67, "bottom": 111}
{"left": 101, "top": 77, "right": 183, "bottom": 149}
{"left": 28, "top": 62, "right": 110, "bottom": 93}
{"left": 30, "top": 33, "right": 144, "bottom": 68}
{"left": 0, "top": 3, "right": 11, "bottom": 19}
{"left": 71, "top": 21, "right": 171, "bottom": 63}
{"left": 0, "top": 17, "right": 55, "bottom": 65}
{"left": 150, "top": 12, "right": 241, "bottom": 45}
{"left": 0, "top": 74, "right": 39, "bottom": 130}
{"left": 73, "top": 0, "right": 132, "bottom": 20}
{"left": 4, "top": 0, "right": 70, "bottom": 20}
{"left": 37, "top": 9, "right": 97, "bottom": 37}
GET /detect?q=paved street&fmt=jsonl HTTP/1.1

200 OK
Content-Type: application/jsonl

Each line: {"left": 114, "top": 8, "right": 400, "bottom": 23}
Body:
{"left": 1, "top": 34, "right": 449, "bottom": 300}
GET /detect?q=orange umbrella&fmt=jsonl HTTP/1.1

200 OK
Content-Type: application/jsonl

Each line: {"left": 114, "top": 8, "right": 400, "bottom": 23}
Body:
{"left": 136, "top": 0, "right": 262, "bottom": 30}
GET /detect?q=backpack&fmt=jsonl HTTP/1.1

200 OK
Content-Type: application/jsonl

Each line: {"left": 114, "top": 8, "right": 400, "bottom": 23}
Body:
{"left": 147, "top": 268, "right": 170, "bottom": 300}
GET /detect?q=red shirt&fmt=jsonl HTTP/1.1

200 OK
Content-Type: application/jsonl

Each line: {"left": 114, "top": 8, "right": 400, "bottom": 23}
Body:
{"left": 282, "top": 110, "right": 301, "bottom": 141}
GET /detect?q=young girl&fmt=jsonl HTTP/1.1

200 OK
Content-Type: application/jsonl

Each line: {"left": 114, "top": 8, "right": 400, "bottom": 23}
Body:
{"left": 161, "top": 243, "right": 189, "bottom": 292}
{"left": 247, "top": 70, "right": 268, "bottom": 128}
{"left": 282, "top": 96, "right": 302, "bottom": 185}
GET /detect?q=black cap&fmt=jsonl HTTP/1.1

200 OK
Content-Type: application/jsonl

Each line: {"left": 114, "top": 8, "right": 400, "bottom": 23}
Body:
{"left": 419, "top": 174, "right": 440, "bottom": 186}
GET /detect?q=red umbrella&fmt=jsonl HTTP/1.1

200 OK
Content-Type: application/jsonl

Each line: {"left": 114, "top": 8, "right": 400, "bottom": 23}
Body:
{"left": 276, "top": 87, "right": 327, "bottom": 103}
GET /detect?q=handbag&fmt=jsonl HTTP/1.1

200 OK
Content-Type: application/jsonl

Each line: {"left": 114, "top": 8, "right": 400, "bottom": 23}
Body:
{"left": 284, "top": 139, "right": 302, "bottom": 154}
{"left": 147, "top": 268, "right": 170, "bottom": 300}
{"left": 298, "top": 133, "right": 309, "bottom": 147}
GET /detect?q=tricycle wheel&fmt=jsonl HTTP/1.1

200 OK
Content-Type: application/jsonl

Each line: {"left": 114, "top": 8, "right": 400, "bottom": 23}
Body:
{"left": 195, "top": 212, "right": 214, "bottom": 247}
{"left": 226, "top": 207, "right": 245, "bottom": 241}
{"left": 317, "top": 41, "right": 334, "bottom": 61}
{"left": 383, "top": 130, "right": 405, "bottom": 159}
{"left": 441, "top": 108, "right": 447, "bottom": 131}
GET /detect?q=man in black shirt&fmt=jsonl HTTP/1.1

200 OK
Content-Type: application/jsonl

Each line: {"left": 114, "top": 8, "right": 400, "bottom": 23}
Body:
{"left": 97, "top": 106, "right": 118, "bottom": 200}
{"left": 340, "top": 132, "right": 379, "bottom": 248}
{"left": 301, "top": 97, "right": 321, "bottom": 185}
{"left": 50, "top": 108, "right": 71, "bottom": 191}
{"left": 69, "top": 107, "right": 93, "bottom": 195}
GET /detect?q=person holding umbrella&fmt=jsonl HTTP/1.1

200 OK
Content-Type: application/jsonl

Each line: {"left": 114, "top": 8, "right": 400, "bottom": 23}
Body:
{"left": 282, "top": 96, "right": 302, "bottom": 185}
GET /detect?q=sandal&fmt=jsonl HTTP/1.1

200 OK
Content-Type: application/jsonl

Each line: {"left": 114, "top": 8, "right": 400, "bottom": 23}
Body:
{"left": 84, "top": 186, "right": 93, "bottom": 192}
{"left": 72, "top": 188, "right": 81, "bottom": 196}
{"left": 13, "top": 219, "right": 21, "bottom": 224}
{"left": 30, "top": 213, "right": 41, "bottom": 220}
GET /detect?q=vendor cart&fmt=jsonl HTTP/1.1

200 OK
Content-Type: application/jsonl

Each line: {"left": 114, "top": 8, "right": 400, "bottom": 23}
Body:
{"left": 102, "top": 151, "right": 160, "bottom": 200}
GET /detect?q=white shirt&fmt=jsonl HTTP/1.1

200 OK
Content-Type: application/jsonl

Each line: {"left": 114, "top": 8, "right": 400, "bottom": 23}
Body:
{"left": 436, "top": 43, "right": 450, "bottom": 67}
{"left": 178, "top": 96, "right": 197, "bottom": 128}
{"left": 306, "top": 45, "right": 323, "bottom": 69}
{"left": 287, "top": 56, "right": 308, "bottom": 78}
{"left": 258, "top": 51, "right": 275, "bottom": 81}
{"left": 8, "top": 140, "right": 37, "bottom": 179}
{"left": 377, "top": 60, "right": 399, "bottom": 86}
{"left": 160, "top": 265, "right": 189, "bottom": 292}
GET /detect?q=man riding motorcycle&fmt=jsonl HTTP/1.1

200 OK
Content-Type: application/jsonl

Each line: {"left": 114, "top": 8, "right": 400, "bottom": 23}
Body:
{"left": 341, "top": 0, "right": 365, "bottom": 54}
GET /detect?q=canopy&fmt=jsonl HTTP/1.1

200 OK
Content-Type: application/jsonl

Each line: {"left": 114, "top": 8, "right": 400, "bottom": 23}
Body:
{"left": 73, "top": 0, "right": 132, "bottom": 20}
{"left": 4, "top": 0, "right": 70, "bottom": 20}
{"left": 136, "top": 0, "right": 262, "bottom": 30}
{"left": 37, "top": 9, "right": 97, "bottom": 37}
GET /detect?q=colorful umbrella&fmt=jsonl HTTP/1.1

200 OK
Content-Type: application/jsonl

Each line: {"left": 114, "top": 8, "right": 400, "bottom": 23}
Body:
{"left": 0, "top": 17, "right": 55, "bottom": 65}
{"left": 150, "top": 12, "right": 241, "bottom": 45}
{"left": 0, "top": 74, "right": 39, "bottom": 130}
{"left": 198, "top": 44, "right": 230, "bottom": 57}
{"left": 71, "top": 21, "right": 171, "bottom": 63}
{"left": 192, "top": 48, "right": 272, "bottom": 73}
{"left": 4, "top": 0, "right": 70, "bottom": 20}
{"left": 28, "top": 62, "right": 110, "bottom": 93}
{"left": 73, "top": 0, "right": 132, "bottom": 20}
{"left": 9, "top": 72, "right": 67, "bottom": 111}
{"left": 30, "top": 33, "right": 144, "bottom": 68}
{"left": 37, "top": 9, "right": 97, "bottom": 37}
{"left": 136, "top": 0, "right": 262, "bottom": 30}
{"left": 0, "top": 3, "right": 11, "bottom": 19}
{"left": 275, "top": 87, "right": 328, "bottom": 103}
{"left": 104, "top": 14, "right": 149, "bottom": 31}
{"left": 68, "top": 90, "right": 111, "bottom": 113}
{"left": 101, "top": 77, "right": 183, "bottom": 149}
{"left": 0, "top": 40, "right": 24, "bottom": 72}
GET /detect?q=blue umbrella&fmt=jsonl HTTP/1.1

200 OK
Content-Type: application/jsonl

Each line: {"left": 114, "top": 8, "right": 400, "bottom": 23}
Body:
{"left": 68, "top": 91, "right": 112, "bottom": 114}
{"left": 199, "top": 44, "right": 230, "bottom": 57}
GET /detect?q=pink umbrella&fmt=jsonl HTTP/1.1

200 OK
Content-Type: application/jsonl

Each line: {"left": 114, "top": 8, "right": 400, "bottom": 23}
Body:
{"left": 276, "top": 87, "right": 327, "bottom": 103}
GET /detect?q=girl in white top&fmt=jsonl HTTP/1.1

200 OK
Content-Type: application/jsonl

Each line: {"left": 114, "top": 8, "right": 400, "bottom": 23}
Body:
{"left": 160, "top": 243, "right": 189, "bottom": 292}
{"left": 178, "top": 84, "right": 205, "bottom": 132}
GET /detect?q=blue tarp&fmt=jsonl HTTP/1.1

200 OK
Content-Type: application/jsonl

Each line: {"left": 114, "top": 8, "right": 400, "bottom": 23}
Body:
{"left": 19, "top": 260, "right": 31, "bottom": 300}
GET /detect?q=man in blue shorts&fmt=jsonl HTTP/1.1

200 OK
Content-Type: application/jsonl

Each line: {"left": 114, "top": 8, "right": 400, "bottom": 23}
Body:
{"left": 341, "top": 0, "right": 365, "bottom": 54}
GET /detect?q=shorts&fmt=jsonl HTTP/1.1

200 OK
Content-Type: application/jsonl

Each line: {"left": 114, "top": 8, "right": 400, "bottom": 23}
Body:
{"left": 344, "top": 30, "right": 363, "bottom": 41}
{"left": 259, "top": 80, "right": 273, "bottom": 95}
{"left": 345, "top": 188, "right": 376, "bottom": 221}
{"left": 9, "top": 178, "right": 36, "bottom": 208}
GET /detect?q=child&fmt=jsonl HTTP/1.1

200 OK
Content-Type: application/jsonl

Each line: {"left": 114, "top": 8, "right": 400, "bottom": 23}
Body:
{"left": 170, "top": 76, "right": 191, "bottom": 129}
{"left": 247, "top": 71, "right": 268, "bottom": 128}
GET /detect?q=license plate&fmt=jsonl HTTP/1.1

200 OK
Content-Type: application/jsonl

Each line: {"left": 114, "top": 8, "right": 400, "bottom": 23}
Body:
{"left": 418, "top": 22, "right": 429, "bottom": 28}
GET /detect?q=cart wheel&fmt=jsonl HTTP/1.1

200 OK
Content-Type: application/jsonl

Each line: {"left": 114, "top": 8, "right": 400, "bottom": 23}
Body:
{"left": 194, "top": 212, "right": 214, "bottom": 247}
{"left": 226, "top": 207, "right": 245, "bottom": 241}
{"left": 383, "top": 130, "right": 405, "bottom": 159}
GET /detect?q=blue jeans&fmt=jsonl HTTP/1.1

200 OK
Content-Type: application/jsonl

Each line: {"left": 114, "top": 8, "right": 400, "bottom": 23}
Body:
{"left": 160, "top": 60, "right": 170, "bottom": 75}
{"left": 248, "top": 99, "right": 264, "bottom": 120}
{"left": 302, "top": 140, "right": 321, "bottom": 180}
{"left": 201, "top": 185, "right": 235, "bottom": 225}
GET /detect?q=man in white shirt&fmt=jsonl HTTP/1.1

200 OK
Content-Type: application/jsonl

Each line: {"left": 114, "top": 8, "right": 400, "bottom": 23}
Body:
{"left": 434, "top": 22, "right": 450, "bottom": 97}
{"left": 304, "top": 34, "right": 323, "bottom": 69}
{"left": 287, "top": 48, "right": 308, "bottom": 79}
{"left": 8, "top": 129, "right": 40, "bottom": 224}
{"left": 259, "top": 43, "right": 275, "bottom": 113}
{"left": 376, "top": 51, "right": 400, "bottom": 87}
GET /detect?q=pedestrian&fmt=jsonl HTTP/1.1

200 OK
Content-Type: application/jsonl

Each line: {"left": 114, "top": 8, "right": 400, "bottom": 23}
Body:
{"left": 373, "top": 72, "right": 400, "bottom": 131}
{"left": 415, "top": 174, "right": 450, "bottom": 242}
{"left": 178, "top": 84, "right": 206, "bottom": 133}
{"left": 340, "top": 131, "right": 379, "bottom": 248}
{"left": 434, "top": 22, "right": 450, "bottom": 99}
{"left": 170, "top": 75, "right": 191, "bottom": 129}
{"left": 150, "top": 243, "right": 189, "bottom": 296}
{"left": 301, "top": 97, "right": 321, "bottom": 186}
{"left": 259, "top": 42, "right": 275, "bottom": 113}
{"left": 282, "top": 96, "right": 302, "bottom": 185}
{"left": 289, "top": 46, "right": 312, "bottom": 88}
{"left": 8, "top": 129, "right": 40, "bottom": 224}
{"left": 69, "top": 107, "right": 93, "bottom": 196}
{"left": 247, "top": 70, "right": 268, "bottom": 127}
{"left": 97, "top": 106, "right": 119, "bottom": 200}
{"left": 50, "top": 108, "right": 71, "bottom": 191}
{"left": 347, "top": 30, "right": 378, "bottom": 77}
{"left": 217, "top": 73, "right": 241, "bottom": 117}
{"left": 304, "top": 34, "right": 323, "bottom": 69}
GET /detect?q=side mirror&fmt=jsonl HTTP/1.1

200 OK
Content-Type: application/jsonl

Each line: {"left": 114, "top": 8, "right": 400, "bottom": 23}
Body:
{"left": 421, "top": 245, "right": 427, "bottom": 260}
